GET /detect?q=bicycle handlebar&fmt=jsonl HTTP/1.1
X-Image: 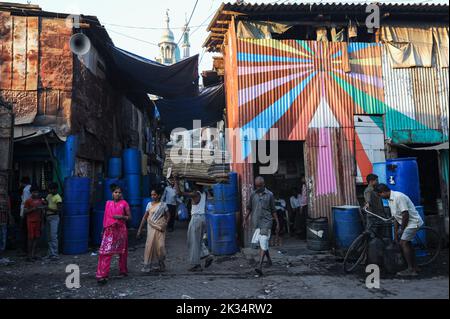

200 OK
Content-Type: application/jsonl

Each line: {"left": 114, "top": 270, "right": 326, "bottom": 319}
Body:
{"left": 361, "top": 207, "right": 394, "bottom": 223}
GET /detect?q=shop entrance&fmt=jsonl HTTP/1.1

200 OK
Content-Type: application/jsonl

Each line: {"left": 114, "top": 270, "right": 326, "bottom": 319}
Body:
{"left": 254, "top": 141, "right": 307, "bottom": 247}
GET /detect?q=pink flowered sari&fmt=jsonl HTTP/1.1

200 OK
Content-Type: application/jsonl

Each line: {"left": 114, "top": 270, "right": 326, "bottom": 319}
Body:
{"left": 96, "top": 200, "right": 130, "bottom": 279}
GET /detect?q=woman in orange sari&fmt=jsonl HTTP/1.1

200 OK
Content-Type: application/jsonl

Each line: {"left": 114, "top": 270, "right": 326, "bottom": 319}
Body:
{"left": 137, "top": 188, "right": 170, "bottom": 273}
{"left": 96, "top": 185, "right": 131, "bottom": 285}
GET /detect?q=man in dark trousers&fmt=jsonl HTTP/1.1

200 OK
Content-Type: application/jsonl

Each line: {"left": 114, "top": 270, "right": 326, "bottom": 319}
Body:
{"left": 245, "top": 176, "right": 279, "bottom": 276}
{"left": 364, "top": 174, "right": 389, "bottom": 238}
{"left": 364, "top": 174, "right": 385, "bottom": 217}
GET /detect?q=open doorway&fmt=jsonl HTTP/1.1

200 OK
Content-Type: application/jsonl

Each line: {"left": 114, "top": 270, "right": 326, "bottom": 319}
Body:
{"left": 397, "top": 147, "right": 441, "bottom": 216}
{"left": 254, "top": 141, "right": 307, "bottom": 248}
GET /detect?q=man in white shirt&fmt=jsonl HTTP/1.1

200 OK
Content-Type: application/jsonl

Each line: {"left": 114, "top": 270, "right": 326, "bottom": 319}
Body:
{"left": 161, "top": 178, "right": 178, "bottom": 232}
{"left": 376, "top": 184, "right": 424, "bottom": 277}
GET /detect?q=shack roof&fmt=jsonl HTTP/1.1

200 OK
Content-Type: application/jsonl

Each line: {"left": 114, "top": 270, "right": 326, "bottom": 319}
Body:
{"left": 204, "top": 1, "right": 450, "bottom": 52}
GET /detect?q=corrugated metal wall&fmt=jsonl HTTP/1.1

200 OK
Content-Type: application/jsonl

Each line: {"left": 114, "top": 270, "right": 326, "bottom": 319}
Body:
{"left": 306, "top": 128, "right": 358, "bottom": 230}
{"left": 382, "top": 47, "right": 448, "bottom": 143}
{"left": 236, "top": 40, "right": 384, "bottom": 141}
{"left": 437, "top": 68, "right": 449, "bottom": 140}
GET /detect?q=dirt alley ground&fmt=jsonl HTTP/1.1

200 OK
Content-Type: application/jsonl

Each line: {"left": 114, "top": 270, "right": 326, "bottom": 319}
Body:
{"left": 0, "top": 221, "right": 448, "bottom": 299}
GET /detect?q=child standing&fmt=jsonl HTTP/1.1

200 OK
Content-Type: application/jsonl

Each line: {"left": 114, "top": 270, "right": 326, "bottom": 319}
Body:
{"left": 23, "top": 186, "right": 45, "bottom": 261}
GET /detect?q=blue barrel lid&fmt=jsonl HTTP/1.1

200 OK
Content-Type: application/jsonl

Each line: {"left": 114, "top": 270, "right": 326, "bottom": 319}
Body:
{"left": 332, "top": 205, "right": 360, "bottom": 209}
{"left": 386, "top": 157, "right": 417, "bottom": 162}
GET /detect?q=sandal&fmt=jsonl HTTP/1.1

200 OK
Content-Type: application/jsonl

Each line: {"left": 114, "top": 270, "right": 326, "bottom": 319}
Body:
{"left": 254, "top": 268, "right": 263, "bottom": 276}
{"left": 204, "top": 257, "right": 213, "bottom": 269}
{"left": 97, "top": 278, "right": 108, "bottom": 285}
{"left": 188, "top": 265, "right": 202, "bottom": 272}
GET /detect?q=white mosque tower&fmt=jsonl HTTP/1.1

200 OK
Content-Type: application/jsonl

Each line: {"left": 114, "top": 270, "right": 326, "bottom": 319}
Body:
{"left": 156, "top": 9, "right": 190, "bottom": 65}
{"left": 181, "top": 16, "right": 191, "bottom": 59}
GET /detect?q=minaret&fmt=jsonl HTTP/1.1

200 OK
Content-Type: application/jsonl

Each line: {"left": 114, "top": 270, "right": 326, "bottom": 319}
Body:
{"left": 181, "top": 16, "right": 191, "bottom": 59}
{"left": 157, "top": 9, "right": 178, "bottom": 65}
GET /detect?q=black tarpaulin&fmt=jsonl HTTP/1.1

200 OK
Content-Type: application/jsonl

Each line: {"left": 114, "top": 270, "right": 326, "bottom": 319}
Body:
{"left": 111, "top": 46, "right": 199, "bottom": 99}
{"left": 155, "top": 84, "right": 225, "bottom": 133}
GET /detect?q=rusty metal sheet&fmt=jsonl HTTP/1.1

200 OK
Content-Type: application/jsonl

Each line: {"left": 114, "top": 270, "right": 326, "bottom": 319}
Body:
{"left": 305, "top": 127, "right": 358, "bottom": 237}
{"left": 12, "top": 16, "right": 27, "bottom": 90}
{"left": 39, "top": 18, "right": 73, "bottom": 90}
{"left": 412, "top": 66, "right": 441, "bottom": 130}
{"left": 437, "top": 67, "right": 449, "bottom": 140}
{"left": 26, "top": 17, "right": 39, "bottom": 90}
{"left": 0, "top": 11, "right": 13, "bottom": 89}
{"left": 382, "top": 47, "right": 446, "bottom": 143}
{"left": 0, "top": 90, "right": 37, "bottom": 124}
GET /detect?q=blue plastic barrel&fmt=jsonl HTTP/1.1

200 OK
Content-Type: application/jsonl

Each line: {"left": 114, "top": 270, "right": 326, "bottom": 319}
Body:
{"left": 108, "top": 157, "right": 122, "bottom": 178}
{"left": 65, "top": 135, "right": 79, "bottom": 177}
{"left": 213, "top": 183, "right": 237, "bottom": 201}
{"left": 206, "top": 212, "right": 238, "bottom": 255}
{"left": 142, "top": 175, "right": 151, "bottom": 197}
{"left": 91, "top": 209, "right": 104, "bottom": 246}
{"left": 413, "top": 206, "right": 426, "bottom": 257}
{"left": 373, "top": 162, "right": 387, "bottom": 184}
{"left": 333, "top": 206, "right": 363, "bottom": 250}
{"left": 63, "top": 215, "right": 89, "bottom": 255}
{"left": 129, "top": 205, "right": 142, "bottom": 229}
{"left": 64, "top": 177, "right": 91, "bottom": 216}
{"left": 386, "top": 158, "right": 421, "bottom": 206}
{"left": 123, "top": 148, "right": 141, "bottom": 175}
{"left": 142, "top": 197, "right": 153, "bottom": 216}
{"left": 229, "top": 172, "right": 238, "bottom": 187}
{"left": 206, "top": 200, "right": 215, "bottom": 214}
{"left": 124, "top": 174, "right": 141, "bottom": 200}
{"left": 214, "top": 198, "right": 239, "bottom": 214}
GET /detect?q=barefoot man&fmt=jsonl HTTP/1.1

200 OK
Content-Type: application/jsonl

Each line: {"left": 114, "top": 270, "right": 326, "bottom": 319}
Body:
{"left": 245, "top": 176, "right": 279, "bottom": 276}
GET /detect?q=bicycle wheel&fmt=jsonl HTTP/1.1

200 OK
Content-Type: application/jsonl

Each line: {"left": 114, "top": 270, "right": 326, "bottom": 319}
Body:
{"left": 343, "top": 233, "right": 369, "bottom": 273}
{"left": 413, "top": 226, "right": 441, "bottom": 267}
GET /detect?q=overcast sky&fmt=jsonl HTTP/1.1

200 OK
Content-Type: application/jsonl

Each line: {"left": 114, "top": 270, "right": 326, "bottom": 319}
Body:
{"left": 5, "top": 0, "right": 449, "bottom": 75}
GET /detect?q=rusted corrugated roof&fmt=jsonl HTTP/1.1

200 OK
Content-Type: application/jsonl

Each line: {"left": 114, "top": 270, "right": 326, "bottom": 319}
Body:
{"left": 204, "top": 2, "right": 449, "bottom": 51}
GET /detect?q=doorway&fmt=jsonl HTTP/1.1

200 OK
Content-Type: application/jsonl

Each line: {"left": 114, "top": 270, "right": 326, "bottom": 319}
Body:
{"left": 397, "top": 147, "right": 441, "bottom": 215}
{"left": 254, "top": 141, "right": 307, "bottom": 249}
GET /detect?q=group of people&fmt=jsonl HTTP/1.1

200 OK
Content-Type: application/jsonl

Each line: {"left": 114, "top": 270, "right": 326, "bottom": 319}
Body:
{"left": 364, "top": 174, "right": 424, "bottom": 277}
{"left": 1, "top": 177, "right": 63, "bottom": 264}
{"left": 269, "top": 176, "right": 308, "bottom": 246}
{"left": 95, "top": 175, "right": 214, "bottom": 285}
{"left": 3, "top": 171, "right": 423, "bottom": 281}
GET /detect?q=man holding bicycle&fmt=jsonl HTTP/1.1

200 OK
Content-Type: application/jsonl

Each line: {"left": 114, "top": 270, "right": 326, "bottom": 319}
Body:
{"left": 376, "top": 184, "right": 424, "bottom": 277}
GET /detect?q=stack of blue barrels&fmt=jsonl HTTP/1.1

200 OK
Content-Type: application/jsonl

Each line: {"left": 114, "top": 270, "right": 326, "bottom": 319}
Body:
{"left": 206, "top": 172, "right": 239, "bottom": 255}
{"left": 63, "top": 177, "right": 91, "bottom": 255}
{"left": 123, "top": 148, "right": 142, "bottom": 228}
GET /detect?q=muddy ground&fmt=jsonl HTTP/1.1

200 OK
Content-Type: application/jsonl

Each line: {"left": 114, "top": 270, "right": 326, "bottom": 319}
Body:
{"left": 0, "top": 222, "right": 448, "bottom": 299}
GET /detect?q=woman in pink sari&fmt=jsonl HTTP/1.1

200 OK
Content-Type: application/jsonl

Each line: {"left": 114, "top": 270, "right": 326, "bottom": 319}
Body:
{"left": 96, "top": 185, "right": 131, "bottom": 285}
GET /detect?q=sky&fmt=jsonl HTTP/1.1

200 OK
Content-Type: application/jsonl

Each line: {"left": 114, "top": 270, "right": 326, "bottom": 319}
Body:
{"left": 4, "top": 0, "right": 449, "bottom": 75}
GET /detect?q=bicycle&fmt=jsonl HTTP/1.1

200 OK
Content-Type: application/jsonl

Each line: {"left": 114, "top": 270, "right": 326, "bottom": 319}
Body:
{"left": 343, "top": 207, "right": 441, "bottom": 273}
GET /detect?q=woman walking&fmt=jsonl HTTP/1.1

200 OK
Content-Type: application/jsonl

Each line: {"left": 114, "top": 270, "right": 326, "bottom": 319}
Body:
{"left": 137, "top": 188, "right": 170, "bottom": 273}
{"left": 96, "top": 185, "right": 131, "bottom": 285}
